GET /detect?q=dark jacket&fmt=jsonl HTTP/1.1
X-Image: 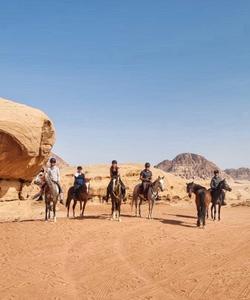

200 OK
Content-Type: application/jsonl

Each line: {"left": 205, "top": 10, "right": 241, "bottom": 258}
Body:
{"left": 210, "top": 176, "right": 222, "bottom": 190}
{"left": 74, "top": 173, "right": 85, "bottom": 186}
{"left": 140, "top": 169, "right": 152, "bottom": 182}
{"left": 110, "top": 166, "right": 119, "bottom": 178}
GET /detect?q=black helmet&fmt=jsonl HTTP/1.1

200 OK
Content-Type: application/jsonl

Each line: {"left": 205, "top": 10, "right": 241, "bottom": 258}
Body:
{"left": 214, "top": 169, "right": 219, "bottom": 175}
{"left": 77, "top": 166, "right": 83, "bottom": 170}
{"left": 145, "top": 162, "right": 151, "bottom": 168}
{"left": 112, "top": 160, "right": 117, "bottom": 164}
{"left": 50, "top": 157, "right": 56, "bottom": 163}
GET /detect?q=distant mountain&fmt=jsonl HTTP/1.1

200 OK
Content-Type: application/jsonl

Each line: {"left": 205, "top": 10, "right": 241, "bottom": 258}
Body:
{"left": 47, "top": 153, "right": 69, "bottom": 169}
{"left": 224, "top": 168, "right": 250, "bottom": 181}
{"left": 155, "top": 153, "right": 228, "bottom": 180}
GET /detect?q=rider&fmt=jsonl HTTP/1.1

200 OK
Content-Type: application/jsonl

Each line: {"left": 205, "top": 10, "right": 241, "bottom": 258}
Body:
{"left": 210, "top": 170, "right": 226, "bottom": 206}
{"left": 73, "top": 166, "right": 86, "bottom": 198}
{"left": 106, "top": 160, "right": 126, "bottom": 202}
{"left": 47, "top": 157, "right": 64, "bottom": 204}
{"left": 140, "top": 162, "right": 152, "bottom": 198}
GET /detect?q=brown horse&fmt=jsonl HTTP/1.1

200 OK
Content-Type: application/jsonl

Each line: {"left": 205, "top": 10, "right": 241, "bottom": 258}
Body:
{"left": 110, "top": 176, "right": 125, "bottom": 222}
{"left": 186, "top": 182, "right": 211, "bottom": 228}
{"left": 66, "top": 181, "right": 90, "bottom": 218}
{"left": 211, "top": 179, "right": 232, "bottom": 221}
{"left": 131, "top": 176, "right": 165, "bottom": 219}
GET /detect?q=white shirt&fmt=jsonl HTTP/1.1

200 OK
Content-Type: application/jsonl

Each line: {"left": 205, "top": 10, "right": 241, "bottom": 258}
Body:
{"left": 47, "top": 166, "right": 60, "bottom": 182}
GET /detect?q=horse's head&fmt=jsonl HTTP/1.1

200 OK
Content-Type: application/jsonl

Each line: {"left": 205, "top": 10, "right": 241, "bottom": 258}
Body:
{"left": 219, "top": 179, "right": 232, "bottom": 192}
{"left": 186, "top": 182, "right": 194, "bottom": 198}
{"left": 34, "top": 171, "right": 46, "bottom": 186}
{"left": 157, "top": 176, "right": 165, "bottom": 192}
{"left": 85, "top": 179, "right": 90, "bottom": 194}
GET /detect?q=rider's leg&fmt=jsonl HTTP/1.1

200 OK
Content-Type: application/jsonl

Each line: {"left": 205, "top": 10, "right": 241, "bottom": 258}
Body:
{"left": 57, "top": 182, "right": 64, "bottom": 204}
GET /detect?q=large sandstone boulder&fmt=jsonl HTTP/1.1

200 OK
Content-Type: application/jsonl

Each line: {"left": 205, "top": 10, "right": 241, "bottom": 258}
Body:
{"left": 0, "top": 97, "right": 55, "bottom": 200}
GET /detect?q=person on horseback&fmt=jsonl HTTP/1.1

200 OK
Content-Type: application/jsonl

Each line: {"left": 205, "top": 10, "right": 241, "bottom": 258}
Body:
{"left": 47, "top": 157, "right": 64, "bottom": 204}
{"left": 73, "top": 166, "right": 86, "bottom": 198}
{"left": 106, "top": 160, "right": 126, "bottom": 202}
{"left": 210, "top": 170, "right": 226, "bottom": 206}
{"left": 140, "top": 162, "right": 152, "bottom": 198}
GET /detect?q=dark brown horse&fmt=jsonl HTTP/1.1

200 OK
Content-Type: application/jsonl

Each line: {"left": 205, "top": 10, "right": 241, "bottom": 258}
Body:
{"left": 186, "top": 182, "right": 211, "bottom": 228}
{"left": 110, "top": 176, "right": 125, "bottom": 222}
{"left": 66, "top": 181, "right": 90, "bottom": 218}
{"left": 211, "top": 179, "right": 232, "bottom": 221}
{"left": 131, "top": 177, "right": 165, "bottom": 219}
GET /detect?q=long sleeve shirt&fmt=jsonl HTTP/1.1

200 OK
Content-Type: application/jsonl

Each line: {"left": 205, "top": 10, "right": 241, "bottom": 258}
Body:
{"left": 47, "top": 166, "right": 61, "bottom": 182}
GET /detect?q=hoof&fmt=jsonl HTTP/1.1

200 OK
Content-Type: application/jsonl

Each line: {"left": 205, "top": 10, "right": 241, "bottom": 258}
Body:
{"left": 118, "top": 218, "right": 122, "bottom": 222}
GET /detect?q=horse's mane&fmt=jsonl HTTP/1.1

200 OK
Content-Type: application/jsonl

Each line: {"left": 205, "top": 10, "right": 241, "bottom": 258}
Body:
{"left": 191, "top": 183, "right": 207, "bottom": 191}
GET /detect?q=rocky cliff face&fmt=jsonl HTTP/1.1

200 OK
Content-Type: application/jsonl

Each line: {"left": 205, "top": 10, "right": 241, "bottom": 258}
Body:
{"left": 156, "top": 153, "right": 228, "bottom": 180}
{"left": 224, "top": 168, "right": 250, "bottom": 181}
{"left": 0, "top": 97, "right": 55, "bottom": 201}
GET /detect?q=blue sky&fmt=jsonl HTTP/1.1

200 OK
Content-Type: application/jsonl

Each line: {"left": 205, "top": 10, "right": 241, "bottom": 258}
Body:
{"left": 0, "top": 0, "right": 250, "bottom": 168}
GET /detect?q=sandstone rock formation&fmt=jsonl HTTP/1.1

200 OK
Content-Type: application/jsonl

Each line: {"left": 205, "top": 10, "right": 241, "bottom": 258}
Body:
{"left": 0, "top": 97, "right": 55, "bottom": 200}
{"left": 155, "top": 153, "right": 229, "bottom": 180}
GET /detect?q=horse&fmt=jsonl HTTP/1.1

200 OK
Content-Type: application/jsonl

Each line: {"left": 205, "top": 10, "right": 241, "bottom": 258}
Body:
{"left": 211, "top": 179, "right": 232, "bottom": 221}
{"left": 66, "top": 181, "right": 90, "bottom": 218}
{"left": 186, "top": 182, "right": 211, "bottom": 228}
{"left": 110, "top": 176, "right": 125, "bottom": 222}
{"left": 34, "top": 171, "right": 60, "bottom": 222}
{"left": 44, "top": 172, "right": 60, "bottom": 222}
{"left": 131, "top": 176, "right": 165, "bottom": 219}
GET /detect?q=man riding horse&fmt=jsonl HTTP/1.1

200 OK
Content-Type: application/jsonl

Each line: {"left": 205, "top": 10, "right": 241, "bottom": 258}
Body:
{"left": 210, "top": 170, "right": 226, "bottom": 206}
{"left": 140, "top": 162, "right": 152, "bottom": 199}
{"left": 106, "top": 160, "right": 126, "bottom": 202}
{"left": 73, "top": 166, "right": 86, "bottom": 198}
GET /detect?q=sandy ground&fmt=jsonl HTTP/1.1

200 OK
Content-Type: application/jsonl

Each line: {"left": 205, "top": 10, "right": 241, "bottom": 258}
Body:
{"left": 0, "top": 201, "right": 249, "bottom": 300}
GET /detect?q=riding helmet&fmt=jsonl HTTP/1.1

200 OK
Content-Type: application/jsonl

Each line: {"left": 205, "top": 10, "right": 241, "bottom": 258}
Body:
{"left": 112, "top": 160, "right": 117, "bottom": 164}
{"left": 145, "top": 162, "right": 151, "bottom": 168}
{"left": 50, "top": 157, "right": 56, "bottom": 163}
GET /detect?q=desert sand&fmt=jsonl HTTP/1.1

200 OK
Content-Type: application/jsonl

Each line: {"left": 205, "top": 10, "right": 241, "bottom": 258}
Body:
{"left": 0, "top": 201, "right": 249, "bottom": 300}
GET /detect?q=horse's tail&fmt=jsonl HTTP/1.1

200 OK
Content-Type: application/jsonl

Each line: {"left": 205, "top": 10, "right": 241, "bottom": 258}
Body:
{"left": 65, "top": 187, "right": 73, "bottom": 208}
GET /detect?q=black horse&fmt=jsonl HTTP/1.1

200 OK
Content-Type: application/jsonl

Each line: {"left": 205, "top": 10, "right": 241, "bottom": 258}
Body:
{"left": 211, "top": 179, "right": 232, "bottom": 221}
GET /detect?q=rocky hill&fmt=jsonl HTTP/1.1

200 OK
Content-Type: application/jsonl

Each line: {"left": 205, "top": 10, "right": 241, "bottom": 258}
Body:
{"left": 224, "top": 168, "right": 250, "bottom": 181}
{"left": 46, "top": 153, "right": 69, "bottom": 169}
{"left": 155, "top": 153, "right": 228, "bottom": 180}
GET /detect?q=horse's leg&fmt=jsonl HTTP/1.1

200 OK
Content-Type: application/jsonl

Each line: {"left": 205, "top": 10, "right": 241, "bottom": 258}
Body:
{"left": 218, "top": 203, "right": 221, "bottom": 221}
{"left": 53, "top": 201, "right": 57, "bottom": 222}
{"left": 151, "top": 200, "right": 155, "bottom": 220}
{"left": 79, "top": 197, "right": 83, "bottom": 217}
{"left": 139, "top": 198, "right": 142, "bottom": 218}
{"left": 48, "top": 202, "right": 51, "bottom": 220}
{"left": 45, "top": 201, "right": 48, "bottom": 221}
{"left": 73, "top": 200, "right": 77, "bottom": 218}
{"left": 134, "top": 196, "right": 138, "bottom": 217}
{"left": 67, "top": 198, "right": 71, "bottom": 218}
{"left": 118, "top": 199, "right": 121, "bottom": 222}
{"left": 214, "top": 204, "right": 217, "bottom": 221}
{"left": 81, "top": 199, "right": 87, "bottom": 217}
